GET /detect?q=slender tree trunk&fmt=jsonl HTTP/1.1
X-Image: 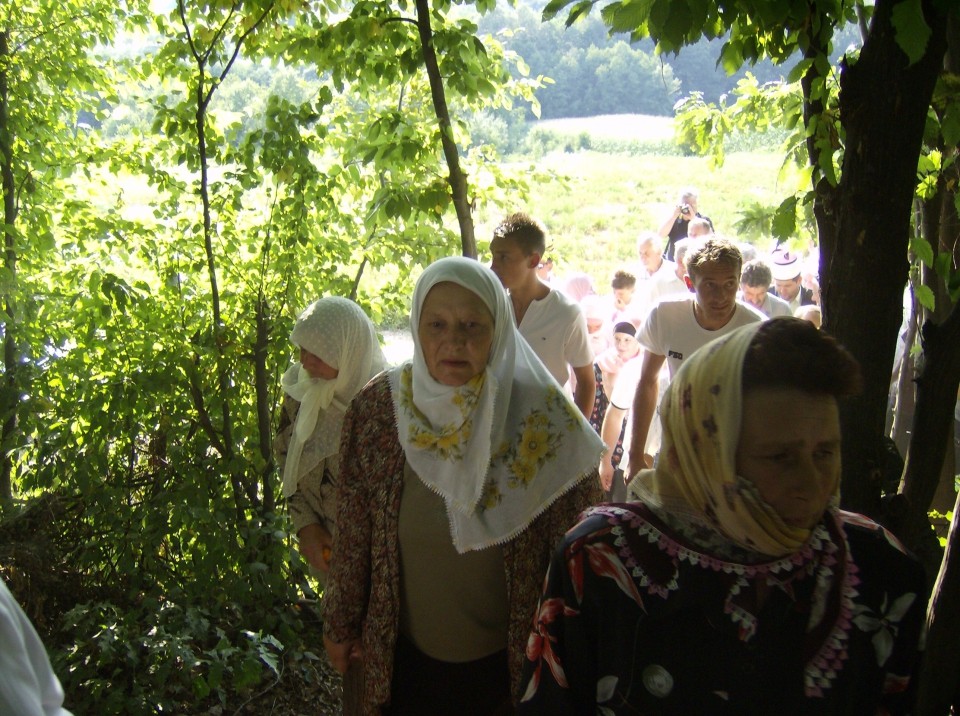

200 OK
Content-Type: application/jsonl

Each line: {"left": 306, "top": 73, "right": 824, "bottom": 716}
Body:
{"left": 913, "top": 16, "right": 960, "bottom": 711}
{"left": 899, "top": 9, "right": 960, "bottom": 553}
{"left": 254, "top": 292, "right": 274, "bottom": 513}
{"left": 900, "top": 306, "right": 960, "bottom": 549}
{"left": 414, "top": 0, "right": 477, "bottom": 258}
{"left": 193, "top": 76, "right": 246, "bottom": 524}
{"left": 917, "top": 485, "right": 960, "bottom": 714}
{"left": 0, "top": 31, "right": 18, "bottom": 504}
{"left": 889, "top": 289, "right": 917, "bottom": 454}
{"left": 821, "top": 0, "right": 947, "bottom": 519}
{"left": 177, "top": 0, "right": 276, "bottom": 521}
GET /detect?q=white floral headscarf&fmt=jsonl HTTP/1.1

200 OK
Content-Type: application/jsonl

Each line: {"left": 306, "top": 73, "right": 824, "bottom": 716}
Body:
{"left": 630, "top": 321, "right": 827, "bottom": 557}
{"left": 281, "top": 297, "right": 387, "bottom": 497}
{"left": 390, "top": 256, "right": 604, "bottom": 553}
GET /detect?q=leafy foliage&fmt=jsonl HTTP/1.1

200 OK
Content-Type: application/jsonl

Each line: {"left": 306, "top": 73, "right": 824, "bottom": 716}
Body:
{"left": 0, "top": 0, "right": 544, "bottom": 711}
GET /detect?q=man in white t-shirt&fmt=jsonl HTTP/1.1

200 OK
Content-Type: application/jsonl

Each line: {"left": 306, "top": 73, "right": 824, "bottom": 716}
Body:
{"left": 612, "top": 238, "right": 765, "bottom": 481}
{"left": 490, "top": 212, "right": 594, "bottom": 417}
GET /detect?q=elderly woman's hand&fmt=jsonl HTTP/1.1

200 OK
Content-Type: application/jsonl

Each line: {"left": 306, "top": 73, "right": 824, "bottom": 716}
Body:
{"left": 324, "top": 635, "right": 363, "bottom": 675}
{"left": 297, "top": 523, "right": 333, "bottom": 572}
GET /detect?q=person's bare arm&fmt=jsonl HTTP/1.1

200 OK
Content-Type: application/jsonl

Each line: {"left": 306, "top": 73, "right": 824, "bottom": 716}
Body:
{"left": 599, "top": 405, "right": 626, "bottom": 491}
{"left": 657, "top": 205, "right": 683, "bottom": 238}
{"left": 628, "top": 351, "right": 666, "bottom": 473}
{"left": 600, "top": 365, "right": 618, "bottom": 400}
{"left": 323, "top": 635, "right": 363, "bottom": 675}
{"left": 572, "top": 364, "right": 595, "bottom": 417}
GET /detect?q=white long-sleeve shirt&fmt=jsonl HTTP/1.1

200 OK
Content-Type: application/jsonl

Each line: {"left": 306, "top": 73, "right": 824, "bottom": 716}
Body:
{"left": 0, "top": 578, "right": 72, "bottom": 716}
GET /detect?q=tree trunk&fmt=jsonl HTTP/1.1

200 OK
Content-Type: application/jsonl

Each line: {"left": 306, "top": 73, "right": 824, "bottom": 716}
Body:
{"left": 192, "top": 72, "right": 246, "bottom": 525}
{"left": 0, "top": 30, "right": 17, "bottom": 504}
{"left": 414, "top": 0, "right": 477, "bottom": 259}
{"left": 822, "top": 0, "right": 947, "bottom": 519}
{"left": 898, "top": 168, "right": 960, "bottom": 550}
{"left": 900, "top": 307, "right": 960, "bottom": 550}
{"left": 916, "top": 485, "right": 960, "bottom": 714}
{"left": 254, "top": 292, "right": 274, "bottom": 513}
{"left": 912, "top": 15, "right": 960, "bottom": 712}
{"left": 889, "top": 289, "right": 917, "bottom": 454}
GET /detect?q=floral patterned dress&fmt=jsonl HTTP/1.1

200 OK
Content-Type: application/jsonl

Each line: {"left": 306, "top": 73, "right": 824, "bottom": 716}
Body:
{"left": 589, "top": 363, "right": 609, "bottom": 434}
{"left": 589, "top": 364, "right": 624, "bottom": 469}
{"left": 518, "top": 502, "right": 926, "bottom": 715}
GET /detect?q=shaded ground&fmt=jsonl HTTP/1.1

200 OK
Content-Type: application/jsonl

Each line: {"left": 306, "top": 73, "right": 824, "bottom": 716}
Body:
{"left": 224, "top": 645, "right": 344, "bottom": 716}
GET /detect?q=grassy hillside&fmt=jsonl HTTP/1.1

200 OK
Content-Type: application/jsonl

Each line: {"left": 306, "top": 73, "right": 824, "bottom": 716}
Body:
{"left": 473, "top": 133, "right": 794, "bottom": 293}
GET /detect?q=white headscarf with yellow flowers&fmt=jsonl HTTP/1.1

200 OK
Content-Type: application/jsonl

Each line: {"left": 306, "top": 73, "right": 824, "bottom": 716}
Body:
{"left": 390, "top": 257, "right": 604, "bottom": 553}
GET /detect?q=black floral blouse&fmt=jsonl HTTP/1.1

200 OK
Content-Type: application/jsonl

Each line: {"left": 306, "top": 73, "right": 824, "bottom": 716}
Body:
{"left": 517, "top": 502, "right": 926, "bottom": 715}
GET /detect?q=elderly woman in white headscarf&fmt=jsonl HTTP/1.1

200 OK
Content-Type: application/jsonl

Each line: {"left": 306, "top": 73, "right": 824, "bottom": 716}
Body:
{"left": 323, "top": 257, "right": 604, "bottom": 715}
{"left": 518, "top": 318, "right": 927, "bottom": 714}
{"left": 274, "top": 297, "right": 386, "bottom": 577}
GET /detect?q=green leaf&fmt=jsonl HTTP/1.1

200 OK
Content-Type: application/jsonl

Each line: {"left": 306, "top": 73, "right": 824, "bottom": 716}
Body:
{"left": 542, "top": 0, "right": 573, "bottom": 22}
{"left": 787, "top": 58, "right": 814, "bottom": 83}
{"left": 192, "top": 676, "right": 211, "bottom": 698}
{"left": 915, "top": 283, "right": 936, "bottom": 312}
{"left": 891, "top": 0, "right": 932, "bottom": 66}
{"left": 942, "top": 102, "right": 960, "bottom": 146}
{"left": 566, "top": 0, "right": 594, "bottom": 25}
{"left": 933, "top": 252, "right": 952, "bottom": 281}
{"left": 910, "top": 237, "right": 934, "bottom": 267}
{"left": 719, "top": 41, "right": 744, "bottom": 76}
{"left": 608, "top": 0, "right": 654, "bottom": 34}
{"left": 948, "top": 269, "right": 960, "bottom": 298}
{"left": 661, "top": 0, "right": 693, "bottom": 48}
{"left": 771, "top": 196, "right": 798, "bottom": 241}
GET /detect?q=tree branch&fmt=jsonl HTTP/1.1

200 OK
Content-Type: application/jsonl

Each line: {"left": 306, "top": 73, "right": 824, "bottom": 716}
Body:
{"left": 413, "top": 0, "right": 476, "bottom": 258}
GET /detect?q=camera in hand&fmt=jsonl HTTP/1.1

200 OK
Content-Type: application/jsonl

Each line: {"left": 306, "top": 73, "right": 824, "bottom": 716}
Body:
{"left": 680, "top": 203, "right": 691, "bottom": 216}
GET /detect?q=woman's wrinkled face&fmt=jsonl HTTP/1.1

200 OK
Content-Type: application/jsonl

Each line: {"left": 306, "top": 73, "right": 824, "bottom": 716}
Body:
{"left": 735, "top": 388, "right": 841, "bottom": 530}
{"left": 419, "top": 282, "right": 495, "bottom": 387}
{"left": 300, "top": 348, "right": 339, "bottom": 380}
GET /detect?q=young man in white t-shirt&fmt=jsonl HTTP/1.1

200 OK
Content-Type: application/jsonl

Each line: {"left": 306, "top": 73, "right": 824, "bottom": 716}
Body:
{"left": 490, "top": 213, "right": 594, "bottom": 417}
{"left": 607, "top": 238, "right": 764, "bottom": 484}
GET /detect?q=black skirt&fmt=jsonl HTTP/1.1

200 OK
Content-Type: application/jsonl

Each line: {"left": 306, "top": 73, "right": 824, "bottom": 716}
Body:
{"left": 382, "top": 633, "right": 513, "bottom": 715}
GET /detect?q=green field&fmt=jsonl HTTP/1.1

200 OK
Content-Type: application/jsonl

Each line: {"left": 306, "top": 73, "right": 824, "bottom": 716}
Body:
{"left": 533, "top": 113, "right": 675, "bottom": 141}
{"left": 473, "top": 129, "right": 795, "bottom": 292}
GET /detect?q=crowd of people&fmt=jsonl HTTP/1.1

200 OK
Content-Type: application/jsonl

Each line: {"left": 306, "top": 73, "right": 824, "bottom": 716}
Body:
{"left": 2, "top": 193, "right": 926, "bottom": 715}
{"left": 296, "top": 199, "right": 925, "bottom": 714}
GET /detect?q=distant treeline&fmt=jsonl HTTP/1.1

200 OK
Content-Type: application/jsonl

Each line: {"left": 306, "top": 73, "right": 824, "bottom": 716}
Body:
{"left": 95, "top": 2, "right": 858, "bottom": 157}
{"left": 476, "top": 1, "right": 859, "bottom": 119}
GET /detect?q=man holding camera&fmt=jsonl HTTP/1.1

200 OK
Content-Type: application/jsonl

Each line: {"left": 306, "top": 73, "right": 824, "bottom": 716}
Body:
{"left": 657, "top": 187, "right": 712, "bottom": 261}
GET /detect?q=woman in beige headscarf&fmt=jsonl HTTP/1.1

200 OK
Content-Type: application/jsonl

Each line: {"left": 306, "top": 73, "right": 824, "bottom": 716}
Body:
{"left": 323, "top": 257, "right": 604, "bottom": 715}
{"left": 275, "top": 297, "right": 386, "bottom": 578}
{"left": 519, "top": 318, "right": 927, "bottom": 714}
